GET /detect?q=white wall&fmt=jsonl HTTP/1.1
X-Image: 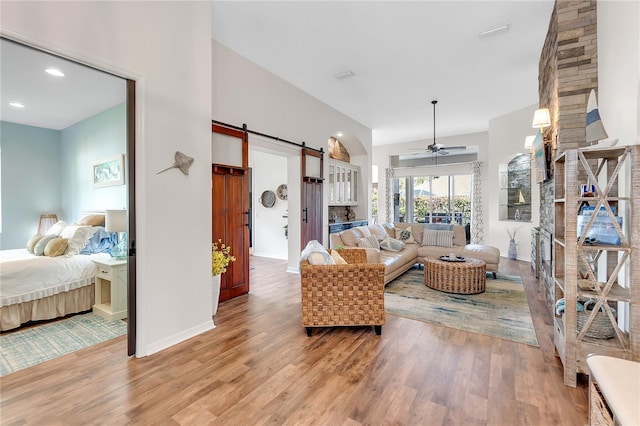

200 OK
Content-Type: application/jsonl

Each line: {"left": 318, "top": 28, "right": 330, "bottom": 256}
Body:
{"left": 1, "top": 1, "right": 213, "bottom": 356}
{"left": 250, "top": 149, "right": 288, "bottom": 260}
{"left": 598, "top": 1, "right": 640, "bottom": 148}
{"left": 487, "top": 104, "right": 539, "bottom": 260}
{"left": 212, "top": 40, "right": 373, "bottom": 272}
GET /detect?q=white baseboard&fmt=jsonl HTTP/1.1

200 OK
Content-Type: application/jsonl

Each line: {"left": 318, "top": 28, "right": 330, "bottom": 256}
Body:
{"left": 253, "top": 251, "right": 287, "bottom": 260}
{"left": 139, "top": 319, "right": 214, "bottom": 357}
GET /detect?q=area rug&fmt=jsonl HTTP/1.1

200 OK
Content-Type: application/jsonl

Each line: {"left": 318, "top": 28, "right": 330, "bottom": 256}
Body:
{"left": 0, "top": 313, "right": 127, "bottom": 376}
{"left": 385, "top": 268, "right": 538, "bottom": 346}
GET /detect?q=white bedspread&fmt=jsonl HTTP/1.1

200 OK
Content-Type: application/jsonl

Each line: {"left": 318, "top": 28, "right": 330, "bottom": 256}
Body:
{"left": 0, "top": 249, "right": 111, "bottom": 307}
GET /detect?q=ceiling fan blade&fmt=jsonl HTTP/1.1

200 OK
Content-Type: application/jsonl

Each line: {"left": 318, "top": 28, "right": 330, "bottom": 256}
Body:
{"left": 445, "top": 145, "right": 466, "bottom": 150}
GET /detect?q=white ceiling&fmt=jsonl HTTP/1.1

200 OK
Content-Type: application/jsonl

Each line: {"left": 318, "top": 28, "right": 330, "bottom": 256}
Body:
{"left": 1, "top": 2, "right": 554, "bottom": 142}
{"left": 0, "top": 38, "right": 126, "bottom": 131}
{"left": 211, "top": 1, "right": 554, "bottom": 146}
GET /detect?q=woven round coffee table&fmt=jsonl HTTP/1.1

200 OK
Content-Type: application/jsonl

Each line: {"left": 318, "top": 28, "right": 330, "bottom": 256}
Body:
{"left": 424, "top": 256, "right": 486, "bottom": 294}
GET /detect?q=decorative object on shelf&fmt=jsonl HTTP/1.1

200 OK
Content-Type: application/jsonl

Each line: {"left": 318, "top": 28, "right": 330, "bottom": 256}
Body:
{"left": 156, "top": 151, "right": 194, "bottom": 176}
{"left": 506, "top": 226, "right": 521, "bottom": 260}
{"left": 92, "top": 154, "right": 125, "bottom": 188}
{"left": 105, "top": 209, "right": 127, "bottom": 260}
{"left": 514, "top": 209, "right": 521, "bottom": 221}
{"left": 328, "top": 136, "right": 350, "bottom": 163}
{"left": 259, "top": 190, "right": 276, "bottom": 208}
{"left": 585, "top": 89, "right": 608, "bottom": 146}
{"left": 346, "top": 206, "right": 355, "bottom": 221}
{"left": 276, "top": 184, "right": 287, "bottom": 200}
{"left": 211, "top": 239, "right": 236, "bottom": 316}
{"left": 37, "top": 213, "right": 58, "bottom": 234}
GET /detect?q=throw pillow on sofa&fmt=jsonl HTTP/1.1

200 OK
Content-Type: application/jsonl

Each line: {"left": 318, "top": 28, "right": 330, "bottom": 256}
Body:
{"left": 368, "top": 223, "right": 388, "bottom": 241}
{"left": 380, "top": 237, "right": 405, "bottom": 252}
{"left": 422, "top": 230, "right": 454, "bottom": 247}
{"left": 356, "top": 236, "right": 380, "bottom": 251}
{"left": 395, "top": 227, "right": 416, "bottom": 244}
{"left": 301, "top": 240, "right": 335, "bottom": 265}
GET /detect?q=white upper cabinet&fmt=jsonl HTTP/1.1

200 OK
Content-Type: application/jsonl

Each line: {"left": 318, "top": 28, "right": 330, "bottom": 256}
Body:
{"left": 328, "top": 159, "right": 359, "bottom": 206}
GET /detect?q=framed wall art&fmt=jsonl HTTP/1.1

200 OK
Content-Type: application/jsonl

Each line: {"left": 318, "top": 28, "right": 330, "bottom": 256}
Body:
{"left": 92, "top": 154, "right": 125, "bottom": 188}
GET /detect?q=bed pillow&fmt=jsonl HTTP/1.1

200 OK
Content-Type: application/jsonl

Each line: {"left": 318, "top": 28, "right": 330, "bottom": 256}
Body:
{"left": 80, "top": 226, "right": 117, "bottom": 254}
{"left": 26, "top": 234, "right": 44, "bottom": 253}
{"left": 380, "top": 237, "right": 405, "bottom": 252}
{"left": 78, "top": 214, "right": 105, "bottom": 227}
{"left": 395, "top": 226, "right": 416, "bottom": 244}
{"left": 46, "top": 220, "right": 68, "bottom": 236}
{"left": 45, "top": 238, "right": 68, "bottom": 257}
{"left": 422, "top": 230, "right": 454, "bottom": 247}
{"left": 34, "top": 234, "right": 58, "bottom": 256}
{"left": 356, "top": 236, "right": 380, "bottom": 251}
{"left": 60, "top": 225, "right": 97, "bottom": 255}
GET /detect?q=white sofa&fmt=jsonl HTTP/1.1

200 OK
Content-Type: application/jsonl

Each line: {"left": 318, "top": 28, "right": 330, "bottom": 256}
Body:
{"left": 329, "top": 222, "right": 501, "bottom": 285}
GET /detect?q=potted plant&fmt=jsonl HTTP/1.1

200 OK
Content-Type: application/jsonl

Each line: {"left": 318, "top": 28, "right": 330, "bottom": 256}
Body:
{"left": 211, "top": 239, "right": 236, "bottom": 316}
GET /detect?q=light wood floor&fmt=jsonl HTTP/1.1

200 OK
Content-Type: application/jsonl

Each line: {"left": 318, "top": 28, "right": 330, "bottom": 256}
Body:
{"left": 0, "top": 256, "right": 588, "bottom": 425}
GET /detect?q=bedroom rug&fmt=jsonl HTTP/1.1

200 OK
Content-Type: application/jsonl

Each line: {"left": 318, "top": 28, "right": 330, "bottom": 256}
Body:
{"left": 385, "top": 268, "right": 539, "bottom": 346}
{"left": 0, "top": 313, "right": 127, "bottom": 376}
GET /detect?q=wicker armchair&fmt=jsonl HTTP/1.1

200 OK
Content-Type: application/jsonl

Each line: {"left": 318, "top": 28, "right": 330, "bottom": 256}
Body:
{"left": 300, "top": 248, "right": 386, "bottom": 336}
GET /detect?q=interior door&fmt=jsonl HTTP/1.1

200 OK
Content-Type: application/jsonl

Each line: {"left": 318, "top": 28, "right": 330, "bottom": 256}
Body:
{"left": 301, "top": 148, "right": 324, "bottom": 248}
{"left": 212, "top": 124, "right": 250, "bottom": 303}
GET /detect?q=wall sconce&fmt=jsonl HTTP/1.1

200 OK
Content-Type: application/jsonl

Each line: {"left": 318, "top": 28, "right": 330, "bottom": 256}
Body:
{"left": 532, "top": 108, "right": 551, "bottom": 133}
{"left": 38, "top": 213, "right": 58, "bottom": 234}
{"left": 106, "top": 209, "right": 127, "bottom": 259}
{"left": 524, "top": 135, "right": 536, "bottom": 150}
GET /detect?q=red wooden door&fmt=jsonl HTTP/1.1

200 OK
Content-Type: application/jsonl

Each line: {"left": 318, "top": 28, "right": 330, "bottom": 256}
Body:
{"left": 212, "top": 124, "right": 249, "bottom": 303}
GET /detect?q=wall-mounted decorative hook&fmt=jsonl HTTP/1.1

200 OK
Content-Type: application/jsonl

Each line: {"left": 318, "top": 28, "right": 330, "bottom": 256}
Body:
{"left": 157, "top": 151, "right": 194, "bottom": 176}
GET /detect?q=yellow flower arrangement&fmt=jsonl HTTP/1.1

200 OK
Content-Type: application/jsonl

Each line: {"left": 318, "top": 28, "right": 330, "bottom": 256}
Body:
{"left": 212, "top": 239, "right": 236, "bottom": 276}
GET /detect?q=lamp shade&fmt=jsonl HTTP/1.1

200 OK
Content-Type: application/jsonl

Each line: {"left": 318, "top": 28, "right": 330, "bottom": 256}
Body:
{"left": 532, "top": 108, "right": 551, "bottom": 129}
{"left": 524, "top": 135, "right": 536, "bottom": 149}
{"left": 105, "top": 209, "right": 127, "bottom": 233}
{"left": 38, "top": 213, "right": 58, "bottom": 234}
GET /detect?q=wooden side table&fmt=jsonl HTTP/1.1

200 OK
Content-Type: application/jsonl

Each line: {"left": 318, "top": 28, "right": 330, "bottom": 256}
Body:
{"left": 424, "top": 257, "right": 486, "bottom": 294}
{"left": 92, "top": 258, "right": 127, "bottom": 321}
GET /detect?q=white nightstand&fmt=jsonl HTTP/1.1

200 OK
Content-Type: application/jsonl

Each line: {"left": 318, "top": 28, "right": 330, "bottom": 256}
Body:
{"left": 92, "top": 258, "right": 128, "bottom": 321}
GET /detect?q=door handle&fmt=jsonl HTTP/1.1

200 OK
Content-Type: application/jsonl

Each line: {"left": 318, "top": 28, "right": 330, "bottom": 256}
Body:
{"left": 303, "top": 208, "right": 308, "bottom": 223}
{"left": 244, "top": 211, "right": 250, "bottom": 227}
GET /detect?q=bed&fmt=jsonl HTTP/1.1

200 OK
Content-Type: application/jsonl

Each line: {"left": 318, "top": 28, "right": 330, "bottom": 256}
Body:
{"left": 0, "top": 218, "right": 118, "bottom": 331}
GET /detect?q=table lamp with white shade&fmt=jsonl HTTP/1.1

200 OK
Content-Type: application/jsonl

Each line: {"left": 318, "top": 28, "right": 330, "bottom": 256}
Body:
{"left": 105, "top": 209, "right": 127, "bottom": 259}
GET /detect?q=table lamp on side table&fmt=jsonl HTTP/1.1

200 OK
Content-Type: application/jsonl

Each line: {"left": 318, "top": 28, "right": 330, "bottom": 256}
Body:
{"left": 105, "top": 209, "right": 127, "bottom": 260}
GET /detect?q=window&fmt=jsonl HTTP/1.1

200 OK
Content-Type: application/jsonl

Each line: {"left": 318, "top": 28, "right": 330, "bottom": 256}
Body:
{"left": 393, "top": 174, "right": 471, "bottom": 224}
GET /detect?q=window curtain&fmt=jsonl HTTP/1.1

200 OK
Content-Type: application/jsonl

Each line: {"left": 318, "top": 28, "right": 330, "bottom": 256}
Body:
{"left": 385, "top": 168, "right": 394, "bottom": 223}
{"left": 471, "top": 161, "right": 484, "bottom": 243}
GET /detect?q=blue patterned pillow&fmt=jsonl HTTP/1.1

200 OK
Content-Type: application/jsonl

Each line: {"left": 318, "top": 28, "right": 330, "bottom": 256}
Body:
{"left": 424, "top": 223, "right": 453, "bottom": 231}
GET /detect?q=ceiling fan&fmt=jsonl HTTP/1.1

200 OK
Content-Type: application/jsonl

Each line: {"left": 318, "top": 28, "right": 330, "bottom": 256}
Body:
{"left": 408, "top": 100, "right": 467, "bottom": 156}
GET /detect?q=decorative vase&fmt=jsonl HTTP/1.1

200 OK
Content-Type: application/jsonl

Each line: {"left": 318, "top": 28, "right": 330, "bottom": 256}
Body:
{"left": 508, "top": 239, "right": 517, "bottom": 260}
{"left": 212, "top": 274, "right": 221, "bottom": 316}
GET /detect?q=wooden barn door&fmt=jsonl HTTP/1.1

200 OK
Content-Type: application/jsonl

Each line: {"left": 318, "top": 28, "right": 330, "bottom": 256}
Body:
{"left": 212, "top": 124, "right": 249, "bottom": 302}
{"left": 301, "top": 148, "right": 323, "bottom": 248}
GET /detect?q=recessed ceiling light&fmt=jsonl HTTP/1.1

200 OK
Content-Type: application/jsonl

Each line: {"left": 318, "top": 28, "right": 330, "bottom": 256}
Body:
{"left": 9, "top": 102, "right": 25, "bottom": 108}
{"left": 45, "top": 68, "right": 65, "bottom": 77}
{"left": 334, "top": 71, "right": 355, "bottom": 80}
{"left": 479, "top": 23, "right": 510, "bottom": 38}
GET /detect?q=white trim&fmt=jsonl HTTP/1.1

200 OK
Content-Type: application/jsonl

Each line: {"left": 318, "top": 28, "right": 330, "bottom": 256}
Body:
{"left": 143, "top": 320, "right": 215, "bottom": 357}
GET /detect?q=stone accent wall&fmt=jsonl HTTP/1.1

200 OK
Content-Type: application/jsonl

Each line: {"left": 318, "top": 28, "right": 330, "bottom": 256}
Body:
{"left": 537, "top": 0, "right": 599, "bottom": 307}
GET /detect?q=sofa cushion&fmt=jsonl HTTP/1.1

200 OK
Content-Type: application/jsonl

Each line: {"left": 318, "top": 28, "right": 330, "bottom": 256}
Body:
{"left": 424, "top": 223, "right": 453, "bottom": 231}
{"left": 395, "top": 227, "right": 416, "bottom": 244}
{"left": 452, "top": 225, "right": 467, "bottom": 246}
{"left": 380, "top": 237, "right": 405, "bottom": 252}
{"left": 368, "top": 223, "right": 388, "bottom": 241}
{"left": 462, "top": 244, "right": 500, "bottom": 266}
{"left": 339, "top": 228, "right": 366, "bottom": 247}
{"left": 382, "top": 223, "right": 396, "bottom": 238}
{"left": 356, "top": 236, "right": 380, "bottom": 251}
{"left": 417, "top": 245, "right": 465, "bottom": 258}
{"left": 422, "top": 229, "right": 453, "bottom": 247}
{"left": 330, "top": 249, "right": 347, "bottom": 264}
